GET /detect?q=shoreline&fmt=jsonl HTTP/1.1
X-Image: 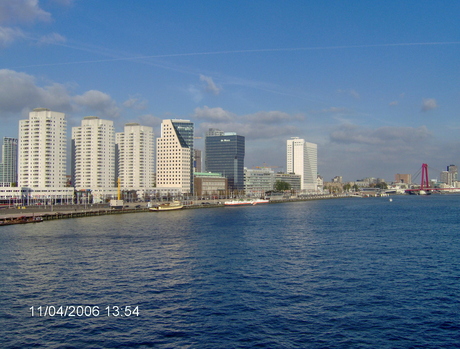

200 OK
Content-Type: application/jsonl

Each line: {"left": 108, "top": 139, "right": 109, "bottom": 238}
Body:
{"left": 0, "top": 194, "right": 358, "bottom": 223}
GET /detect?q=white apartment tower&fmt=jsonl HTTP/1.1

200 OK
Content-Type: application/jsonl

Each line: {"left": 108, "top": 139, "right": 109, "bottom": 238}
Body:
{"left": 156, "top": 119, "right": 194, "bottom": 194}
{"left": 287, "top": 137, "right": 318, "bottom": 192}
{"left": 116, "top": 123, "right": 155, "bottom": 190}
{"left": 18, "top": 108, "right": 67, "bottom": 188}
{"left": 72, "top": 116, "right": 115, "bottom": 190}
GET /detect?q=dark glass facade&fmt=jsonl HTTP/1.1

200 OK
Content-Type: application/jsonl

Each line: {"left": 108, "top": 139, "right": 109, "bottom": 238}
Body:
{"left": 205, "top": 134, "right": 245, "bottom": 191}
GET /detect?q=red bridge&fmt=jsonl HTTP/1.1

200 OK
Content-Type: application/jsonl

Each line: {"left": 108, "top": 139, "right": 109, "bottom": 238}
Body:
{"left": 406, "top": 163, "right": 458, "bottom": 194}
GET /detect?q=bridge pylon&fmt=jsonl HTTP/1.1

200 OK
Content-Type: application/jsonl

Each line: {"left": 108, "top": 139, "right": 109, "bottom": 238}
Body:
{"left": 421, "top": 163, "right": 429, "bottom": 190}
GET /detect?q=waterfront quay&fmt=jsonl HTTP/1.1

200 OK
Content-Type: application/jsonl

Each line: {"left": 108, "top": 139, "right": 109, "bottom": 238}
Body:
{"left": 0, "top": 194, "right": 351, "bottom": 223}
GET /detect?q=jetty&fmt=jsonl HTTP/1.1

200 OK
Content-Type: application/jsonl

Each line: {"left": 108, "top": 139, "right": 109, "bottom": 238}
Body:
{"left": 0, "top": 194, "right": 356, "bottom": 224}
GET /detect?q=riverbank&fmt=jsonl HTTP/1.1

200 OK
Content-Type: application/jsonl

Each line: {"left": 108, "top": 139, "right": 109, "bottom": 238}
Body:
{"left": 0, "top": 194, "right": 355, "bottom": 223}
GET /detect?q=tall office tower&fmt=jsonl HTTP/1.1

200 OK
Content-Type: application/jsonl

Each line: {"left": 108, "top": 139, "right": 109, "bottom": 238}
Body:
{"left": 286, "top": 137, "right": 318, "bottom": 192}
{"left": 116, "top": 123, "right": 155, "bottom": 190}
{"left": 205, "top": 128, "right": 245, "bottom": 191}
{"left": 18, "top": 108, "right": 67, "bottom": 188}
{"left": 0, "top": 137, "right": 18, "bottom": 185}
{"left": 72, "top": 116, "right": 115, "bottom": 190}
{"left": 156, "top": 119, "right": 194, "bottom": 194}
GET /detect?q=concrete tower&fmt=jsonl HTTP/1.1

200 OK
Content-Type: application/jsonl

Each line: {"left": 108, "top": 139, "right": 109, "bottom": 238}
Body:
{"left": 72, "top": 116, "right": 115, "bottom": 190}
{"left": 19, "top": 108, "right": 67, "bottom": 188}
{"left": 156, "top": 119, "right": 194, "bottom": 194}
{"left": 116, "top": 123, "right": 155, "bottom": 190}
{"left": 286, "top": 137, "right": 317, "bottom": 192}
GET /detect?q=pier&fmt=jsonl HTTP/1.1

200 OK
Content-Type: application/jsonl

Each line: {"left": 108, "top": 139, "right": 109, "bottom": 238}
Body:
{"left": 0, "top": 194, "right": 354, "bottom": 224}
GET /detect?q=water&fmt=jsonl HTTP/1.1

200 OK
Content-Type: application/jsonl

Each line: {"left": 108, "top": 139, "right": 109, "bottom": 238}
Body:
{"left": 1, "top": 195, "right": 459, "bottom": 348}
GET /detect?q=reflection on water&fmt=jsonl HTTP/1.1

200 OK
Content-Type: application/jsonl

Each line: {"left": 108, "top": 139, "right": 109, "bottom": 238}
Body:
{"left": 1, "top": 196, "right": 460, "bottom": 348}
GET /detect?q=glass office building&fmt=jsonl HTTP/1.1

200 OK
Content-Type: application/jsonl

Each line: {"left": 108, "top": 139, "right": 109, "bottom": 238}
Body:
{"left": 0, "top": 137, "right": 18, "bottom": 185}
{"left": 205, "top": 129, "right": 245, "bottom": 191}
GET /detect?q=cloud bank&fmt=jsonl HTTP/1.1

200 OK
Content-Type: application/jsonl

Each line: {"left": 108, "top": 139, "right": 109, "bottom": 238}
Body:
{"left": 0, "top": 69, "right": 120, "bottom": 119}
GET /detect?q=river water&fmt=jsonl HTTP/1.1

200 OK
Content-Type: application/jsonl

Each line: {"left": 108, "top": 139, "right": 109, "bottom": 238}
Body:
{"left": 1, "top": 195, "right": 459, "bottom": 348}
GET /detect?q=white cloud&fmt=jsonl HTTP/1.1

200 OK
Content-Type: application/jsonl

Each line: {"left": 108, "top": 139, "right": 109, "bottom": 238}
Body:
{"left": 0, "top": 26, "right": 25, "bottom": 47}
{"left": 36, "top": 32, "right": 66, "bottom": 46}
{"left": 193, "top": 107, "right": 304, "bottom": 142}
{"left": 200, "top": 74, "right": 222, "bottom": 95}
{"left": 49, "top": 0, "right": 74, "bottom": 6}
{"left": 73, "top": 90, "right": 120, "bottom": 118}
{"left": 246, "top": 111, "right": 304, "bottom": 124}
{"left": 193, "top": 106, "right": 235, "bottom": 122}
{"left": 137, "top": 114, "right": 162, "bottom": 128}
{"left": 330, "top": 123, "right": 431, "bottom": 145}
{"left": 0, "top": 69, "right": 124, "bottom": 120}
{"left": 0, "top": 0, "right": 68, "bottom": 48}
{"left": 123, "top": 96, "right": 148, "bottom": 110}
{"left": 0, "top": 69, "right": 72, "bottom": 113}
{"left": 0, "top": 0, "right": 51, "bottom": 25}
{"left": 421, "top": 98, "right": 438, "bottom": 112}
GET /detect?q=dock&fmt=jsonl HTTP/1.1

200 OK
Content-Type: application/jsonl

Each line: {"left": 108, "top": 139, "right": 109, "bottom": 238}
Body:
{"left": 0, "top": 194, "right": 354, "bottom": 224}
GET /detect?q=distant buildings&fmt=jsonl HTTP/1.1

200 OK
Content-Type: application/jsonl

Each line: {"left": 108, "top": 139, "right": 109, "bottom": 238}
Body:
{"left": 332, "top": 176, "right": 342, "bottom": 183}
{"left": 194, "top": 172, "right": 227, "bottom": 197}
{"left": 244, "top": 167, "right": 275, "bottom": 196}
{"left": 439, "top": 165, "right": 458, "bottom": 187}
{"left": 156, "top": 119, "right": 194, "bottom": 194}
{"left": 395, "top": 174, "right": 411, "bottom": 184}
{"left": 444, "top": 165, "right": 458, "bottom": 186}
{"left": 286, "top": 137, "right": 317, "bottom": 192}
{"left": 205, "top": 128, "right": 245, "bottom": 191}
{"left": 275, "top": 172, "right": 301, "bottom": 192}
{"left": 0, "top": 137, "right": 18, "bottom": 186}
{"left": 194, "top": 149, "right": 202, "bottom": 172}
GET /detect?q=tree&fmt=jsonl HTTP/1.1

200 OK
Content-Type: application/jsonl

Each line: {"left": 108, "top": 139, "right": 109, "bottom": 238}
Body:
{"left": 274, "top": 180, "right": 291, "bottom": 191}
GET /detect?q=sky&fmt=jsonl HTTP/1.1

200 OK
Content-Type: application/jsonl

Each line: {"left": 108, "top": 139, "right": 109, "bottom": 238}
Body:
{"left": 0, "top": 0, "right": 459, "bottom": 182}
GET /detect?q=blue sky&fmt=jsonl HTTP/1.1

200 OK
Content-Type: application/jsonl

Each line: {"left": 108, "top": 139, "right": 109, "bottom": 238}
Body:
{"left": 1, "top": 0, "right": 459, "bottom": 182}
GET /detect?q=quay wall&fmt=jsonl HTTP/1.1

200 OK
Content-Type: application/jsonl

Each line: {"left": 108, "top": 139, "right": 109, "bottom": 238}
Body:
{"left": 0, "top": 194, "right": 354, "bottom": 222}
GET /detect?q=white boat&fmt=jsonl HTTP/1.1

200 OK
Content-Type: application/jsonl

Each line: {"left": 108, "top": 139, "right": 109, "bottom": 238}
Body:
{"left": 149, "top": 201, "right": 184, "bottom": 211}
{"left": 224, "top": 199, "right": 270, "bottom": 206}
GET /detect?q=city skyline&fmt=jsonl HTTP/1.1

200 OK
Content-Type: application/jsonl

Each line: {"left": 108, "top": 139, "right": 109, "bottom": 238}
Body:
{"left": 1, "top": 1, "right": 459, "bottom": 181}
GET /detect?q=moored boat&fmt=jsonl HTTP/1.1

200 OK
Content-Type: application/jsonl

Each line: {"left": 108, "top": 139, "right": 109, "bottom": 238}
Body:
{"left": 224, "top": 199, "right": 270, "bottom": 206}
{"left": 149, "top": 201, "right": 184, "bottom": 211}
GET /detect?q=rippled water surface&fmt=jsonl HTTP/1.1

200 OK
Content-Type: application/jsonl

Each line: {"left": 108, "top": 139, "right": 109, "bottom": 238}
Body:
{"left": 1, "top": 195, "right": 460, "bottom": 348}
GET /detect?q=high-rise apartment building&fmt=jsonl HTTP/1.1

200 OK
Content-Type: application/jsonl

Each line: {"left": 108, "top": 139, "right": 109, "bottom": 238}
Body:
{"left": 156, "top": 119, "right": 194, "bottom": 194}
{"left": 286, "top": 137, "right": 317, "bottom": 192}
{"left": 18, "top": 108, "right": 67, "bottom": 188}
{"left": 116, "top": 123, "right": 155, "bottom": 190}
{"left": 0, "top": 137, "right": 18, "bottom": 185}
{"left": 205, "top": 128, "right": 245, "bottom": 191}
{"left": 72, "top": 116, "right": 115, "bottom": 190}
